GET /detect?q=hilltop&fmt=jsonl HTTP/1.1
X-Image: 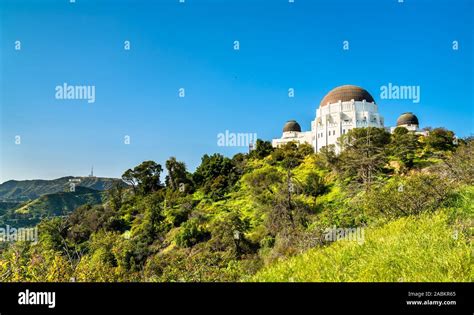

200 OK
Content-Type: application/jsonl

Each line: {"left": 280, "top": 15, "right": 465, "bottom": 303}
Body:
{"left": 0, "top": 177, "right": 127, "bottom": 227}
{"left": 0, "top": 186, "right": 107, "bottom": 228}
{"left": 0, "top": 176, "right": 125, "bottom": 202}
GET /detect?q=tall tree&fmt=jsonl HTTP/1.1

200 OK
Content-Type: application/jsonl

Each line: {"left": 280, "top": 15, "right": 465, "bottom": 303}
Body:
{"left": 424, "top": 127, "right": 456, "bottom": 152}
{"left": 249, "top": 139, "right": 274, "bottom": 159}
{"left": 438, "top": 139, "right": 474, "bottom": 185}
{"left": 193, "top": 154, "right": 237, "bottom": 199}
{"left": 165, "top": 157, "right": 192, "bottom": 192}
{"left": 108, "top": 182, "right": 124, "bottom": 212}
{"left": 122, "top": 161, "right": 163, "bottom": 195}
{"left": 389, "top": 127, "right": 420, "bottom": 169}
{"left": 339, "top": 127, "right": 391, "bottom": 191}
{"left": 122, "top": 169, "right": 137, "bottom": 193}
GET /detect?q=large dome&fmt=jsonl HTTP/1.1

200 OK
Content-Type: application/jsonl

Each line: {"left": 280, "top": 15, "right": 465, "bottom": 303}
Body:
{"left": 320, "top": 85, "right": 375, "bottom": 107}
{"left": 396, "top": 112, "right": 419, "bottom": 126}
{"left": 283, "top": 120, "right": 301, "bottom": 132}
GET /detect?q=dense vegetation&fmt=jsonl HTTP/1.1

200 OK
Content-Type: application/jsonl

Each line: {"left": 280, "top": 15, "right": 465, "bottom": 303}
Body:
{"left": 0, "top": 127, "right": 472, "bottom": 282}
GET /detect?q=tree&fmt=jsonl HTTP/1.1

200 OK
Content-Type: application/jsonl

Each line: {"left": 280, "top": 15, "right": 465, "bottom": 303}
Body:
{"left": 424, "top": 128, "right": 455, "bottom": 152}
{"left": 231, "top": 153, "right": 248, "bottom": 178}
{"left": 122, "top": 169, "right": 137, "bottom": 193}
{"left": 298, "top": 143, "right": 315, "bottom": 156}
{"left": 108, "top": 182, "right": 124, "bottom": 212}
{"left": 193, "top": 154, "right": 237, "bottom": 199}
{"left": 339, "top": 127, "right": 391, "bottom": 191}
{"left": 244, "top": 162, "right": 308, "bottom": 240}
{"left": 243, "top": 165, "right": 282, "bottom": 206}
{"left": 303, "top": 172, "right": 327, "bottom": 206}
{"left": 389, "top": 127, "right": 420, "bottom": 169}
{"left": 137, "top": 193, "right": 166, "bottom": 244}
{"left": 270, "top": 142, "right": 312, "bottom": 168}
{"left": 364, "top": 173, "right": 453, "bottom": 218}
{"left": 175, "top": 218, "right": 209, "bottom": 248}
{"left": 209, "top": 211, "right": 252, "bottom": 258}
{"left": 165, "top": 157, "right": 193, "bottom": 193}
{"left": 249, "top": 139, "right": 274, "bottom": 159}
{"left": 438, "top": 140, "right": 474, "bottom": 185}
{"left": 316, "top": 144, "right": 339, "bottom": 171}
{"left": 122, "top": 161, "right": 163, "bottom": 195}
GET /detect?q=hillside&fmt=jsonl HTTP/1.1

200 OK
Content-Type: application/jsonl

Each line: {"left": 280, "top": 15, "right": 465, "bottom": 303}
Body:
{"left": 252, "top": 200, "right": 472, "bottom": 282}
{"left": 0, "top": 201, "right": 22, "bottom": 213}
{"left": 0, "top": 129, "right": 471, "bottom": 282}
{"left": 0, "top": 176, "right": 125, "bottom": 202}
{"left": 0, "top": 186, "right": 107, "bottom": 227}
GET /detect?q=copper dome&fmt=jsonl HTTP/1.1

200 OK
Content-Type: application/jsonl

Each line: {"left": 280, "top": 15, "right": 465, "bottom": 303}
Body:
{"left": 396, "top": 112, "right": 419, "bottom": 126}
{"left": 320, "top": 85, "right": 375, "bottom": 107}
{"left": 283, "top": 120, "right": 301, "bottom": 132}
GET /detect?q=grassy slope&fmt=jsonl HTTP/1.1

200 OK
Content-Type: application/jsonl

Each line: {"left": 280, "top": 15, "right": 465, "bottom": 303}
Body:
{"left": 252, "top": 186, "right": 473, "bottom": 282}
{"left": 15, "top": 187, "right": 106, "bottom": 216}
{"left": 252, "top": 212, "right": 472, "bottom": 282}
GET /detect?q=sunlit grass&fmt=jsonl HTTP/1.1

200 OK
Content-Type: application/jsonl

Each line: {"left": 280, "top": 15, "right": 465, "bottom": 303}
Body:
{"left": 252, "top": 212, "right": 472, "bottom": 282}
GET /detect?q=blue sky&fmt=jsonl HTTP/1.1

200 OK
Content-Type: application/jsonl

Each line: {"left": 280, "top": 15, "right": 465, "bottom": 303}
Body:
{"left": 1, "top": 0, "right": 473, "bottom": 182}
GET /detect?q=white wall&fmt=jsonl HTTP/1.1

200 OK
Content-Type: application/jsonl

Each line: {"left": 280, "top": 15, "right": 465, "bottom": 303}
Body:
{"left": 272, "top": 100, "right": 385, "bottom": 154}
{"left": 313, "top": 100, "right": 384, "bottom": 153}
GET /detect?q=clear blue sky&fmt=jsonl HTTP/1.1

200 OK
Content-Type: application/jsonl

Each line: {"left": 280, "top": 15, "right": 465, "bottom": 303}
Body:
{"left": 1, "top": 0, "right": 473, "bottom": 182}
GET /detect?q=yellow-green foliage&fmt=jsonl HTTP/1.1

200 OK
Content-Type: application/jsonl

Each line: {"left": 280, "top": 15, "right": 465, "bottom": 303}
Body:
{"left": 252, "top": 212, "right": 472, "bottom": 282}
{"left": 1, "top": 141, "right": 471, "bottom": 282}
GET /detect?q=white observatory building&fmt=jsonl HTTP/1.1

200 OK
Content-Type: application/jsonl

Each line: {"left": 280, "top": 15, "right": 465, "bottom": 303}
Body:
{"left": 272, "top": 85, "right": 385, "bottom": 153}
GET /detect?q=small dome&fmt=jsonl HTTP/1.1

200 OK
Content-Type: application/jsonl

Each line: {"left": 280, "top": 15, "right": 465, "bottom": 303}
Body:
{"left": 283, "top": 120, "right": 301, "bottom": 132}
{"left": 396, "top": 112, "right": 419, "bottom": 126}
{"left": 320, "top": 85, "right": 375, "bottom": 107}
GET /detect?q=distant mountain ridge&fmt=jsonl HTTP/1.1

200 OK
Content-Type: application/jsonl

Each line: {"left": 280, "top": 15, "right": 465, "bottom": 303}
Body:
{"left": 0, "top": 186, "right": 108, "bottom": 227}
{"left": 0, "top": 176, "right": 125, "bottom": 202}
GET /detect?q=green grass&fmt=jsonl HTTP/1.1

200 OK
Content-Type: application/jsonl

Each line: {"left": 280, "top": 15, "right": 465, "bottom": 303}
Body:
{"left": 251, "top": 212, "right": 472, "bottom": 282}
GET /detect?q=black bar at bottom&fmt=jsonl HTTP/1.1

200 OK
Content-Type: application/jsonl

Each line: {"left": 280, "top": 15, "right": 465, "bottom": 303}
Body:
{"left": 0, "top": 282, "right": 471, "bottom": 314}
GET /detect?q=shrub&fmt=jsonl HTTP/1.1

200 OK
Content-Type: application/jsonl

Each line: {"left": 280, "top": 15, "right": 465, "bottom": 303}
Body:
{"left": 364, "top": 173, "right": 454, "bottom": 219}
{"left": 175, "top": 218, "right": 209, "bottom": 248}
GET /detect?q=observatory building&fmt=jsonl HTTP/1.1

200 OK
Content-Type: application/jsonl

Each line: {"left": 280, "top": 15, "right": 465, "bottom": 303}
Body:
{"left": 272, "top": 85, "right": 385, "bottom": 153}
{"left": 272, "top": 85, "right": 428, "bottom": 153}
{"left": 390, "top": 112, "right": 427, "bottom": 135}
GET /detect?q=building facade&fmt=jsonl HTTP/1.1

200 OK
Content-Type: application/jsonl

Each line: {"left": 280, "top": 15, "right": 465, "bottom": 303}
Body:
{"left": 390, "top": 112, "right": 428, "bottom": 136}
{"left": 271, "top": 120, "right": 313, "bottom": 148}
{"left": 272, "top": 85, "right": 385, "bottom": 153}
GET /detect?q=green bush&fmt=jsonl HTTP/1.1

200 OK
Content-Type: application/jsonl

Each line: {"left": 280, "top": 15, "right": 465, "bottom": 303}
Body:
{"left": 364, "top": 173, "right": 454, "bottom": 219}
{"left": 175, "top": 218, "right": 209, "bottom": 248}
